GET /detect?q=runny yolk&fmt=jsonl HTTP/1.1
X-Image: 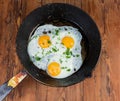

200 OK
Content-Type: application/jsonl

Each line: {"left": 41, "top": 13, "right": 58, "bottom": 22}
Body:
{"left": 62, "top": 36, "right": 74, "bottom": 48}
{"left": 47, "top": 62, "right": 61, "bottom": 76}
{"left": 38, "top": 35, "right": 51, "bottom": 48}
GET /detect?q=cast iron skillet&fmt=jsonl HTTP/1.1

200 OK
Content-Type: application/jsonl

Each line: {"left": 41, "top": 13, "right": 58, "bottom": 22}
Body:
{"left": 0, "top": 3, "right": 101, "bottom": 100}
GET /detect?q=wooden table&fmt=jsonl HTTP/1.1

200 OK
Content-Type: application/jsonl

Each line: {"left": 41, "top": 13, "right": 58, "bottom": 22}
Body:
{"left": 0, "top": 0, "right": 120, "bottom": 101}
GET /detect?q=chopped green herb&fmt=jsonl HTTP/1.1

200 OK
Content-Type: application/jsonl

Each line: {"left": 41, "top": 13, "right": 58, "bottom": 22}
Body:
{"left": 68, "top": 32, "right": 70, "bottom": 34}
{"left": 48, "top": 40, "right": 51, "bottom": 44}
{"left": 52, "top": 35, "right": 55, "bottom": 38}
{"left": 63, "top": 52, "right": 65, "bottom": 54}
{"left": 63, "top": 48, "right": 73, "bottom": 58}
{"left": 59, "top": 59, "right": 63, "bottom": 63}
{"left": 76, "top": 54, "right": 80, "bottom": 57}
{"left": 52, "top": 48, "right": 57, "bottom": 52}
{"left": 66, "top": 55, "right": 71, "bottom": 58}
{"left": 42, "top": 49, "right": 44, "bottom": 55}
{"left": 55, "top": 29, "right": 59, "bottom": 35}
{"left": 67, "top": 69, "right": 71, "bottom": 71}
{"left": 66, "top": 48, "right": 70, "bottom": 55}
{"left": 61, "top": 67, "right": 67, "bottom": 69}
{"left": 52, "top": 46, "right": 59, "bottom": 52}
{"left": 46, "top": 50, "right": 52, "bottom": 55}
{"left": 70, "top": 51, "right": 72, "bottom": 55}
{"left": 66, "top": 48, "right": 72, "bottom": 55}
{"left": 35, "top": 56, "right": 41, "bottom": 61}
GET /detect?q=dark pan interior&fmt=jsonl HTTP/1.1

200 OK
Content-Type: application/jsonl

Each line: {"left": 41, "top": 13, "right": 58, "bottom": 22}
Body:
{"left": 16, "top": 3, "right": 101, "bottom": 87}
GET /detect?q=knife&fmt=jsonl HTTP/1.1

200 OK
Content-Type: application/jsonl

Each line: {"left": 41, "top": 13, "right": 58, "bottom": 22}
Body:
{"left": 0, "top": 70, "right": 27, "bottom": 101}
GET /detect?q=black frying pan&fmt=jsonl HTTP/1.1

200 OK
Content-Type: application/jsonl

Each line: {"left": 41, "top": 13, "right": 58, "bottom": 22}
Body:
{"left": 0, "top": 3, "right": 101, "bottom": 100}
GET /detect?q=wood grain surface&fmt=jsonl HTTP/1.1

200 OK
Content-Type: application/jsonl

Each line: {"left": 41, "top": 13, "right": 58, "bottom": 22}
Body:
{"left": 0, "top": 0, "right": 120, "bottom": 101}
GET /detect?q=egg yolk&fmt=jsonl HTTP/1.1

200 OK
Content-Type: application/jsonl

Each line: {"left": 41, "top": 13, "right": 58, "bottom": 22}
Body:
{"left": 48, "top": 62, "right": 61, "bottom": 76}
{"left": 38, "top": 35, "right": 51, "bottom": 48}
{"left": 62, "top": 36, "right": 74, "bottom": 48}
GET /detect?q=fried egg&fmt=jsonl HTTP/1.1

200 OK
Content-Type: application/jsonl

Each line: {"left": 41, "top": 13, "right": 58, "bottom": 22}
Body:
{"left": 27, "top": 24, "right": 83, "bottom": 79}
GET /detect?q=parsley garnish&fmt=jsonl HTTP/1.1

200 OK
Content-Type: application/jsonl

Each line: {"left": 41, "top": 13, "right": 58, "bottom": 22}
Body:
{"left": 67, "top": 69, "right": 71, "bottom": 71}
{"left": 42, "top": 49, "right": 44, "bottom": 55}
{"left": 59, "top": 59, "right": 63, "bottom": 63}
{"left": 55, "top": 29, "right": 59, "bottom": 35}
{"left": 76, "top": 54, "right": 80, "bottom": 57}
{"left": 35, "top": 56, "right": 41, "bottom": 61}
{"left": 61, "top": 67, "right": 67, "bottom": 69}
{"left": 48, "top": 40, "right": 51, "bottom": 44}
{"left": 52, "top": 46, "right": 59, "bottom": 52}
{"left": 66, "top": 55, "right": 71, "bottom": 58}
{"left": 63, "top": 48, "right": 72, "bottom": 58}
{"left": 46, "top": 50, "right": 52, "bottom": 55}
{"left": 52, "top": 35, "right": 55, "bottom": 38}
{"left": 66, "top": 48, "right": 72, "bottom": 55}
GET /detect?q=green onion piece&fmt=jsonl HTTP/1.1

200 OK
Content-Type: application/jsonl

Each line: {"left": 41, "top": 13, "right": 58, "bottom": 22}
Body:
{"left": 48, "top": 40, "right": 51, "bottom": 44}
{"left": 59, "top": 59, "right": 63, "bottom": 63}
{"left": 67, "top": 69, "right": 71, "bottom": 71}
{"left": 46, "top": 50, "right": 52, "bottom": 55}
{"left": 52, "top": 35, "right": 55, "bottom": 38}
{"left": 35, "top": 56, "right": 41, "bottom": 61}
{"left": 65, "top": 48, "right": 72, "bottom": 55}
{"left": 42, "top": 49, "right": 44, "bottom": 55}
{"left": 66, "top": 48, "right": 70, "bottom": 55}
{"left": 55, "top": 29, "right": 59, "bottom": 35}
{"left": 76, "top": 54, "right": 80, "bottom": 57}
{"left": 61, "top": 67, "right": 67, "bottom": 69}
{"left": 52, "top": 46, "right": 59, "bottom": 52}
{"left": 66, "top": 55, "right": 71, "bottom": 58}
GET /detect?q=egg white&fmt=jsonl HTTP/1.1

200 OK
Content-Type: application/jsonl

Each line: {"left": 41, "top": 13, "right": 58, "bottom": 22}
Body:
{"left": 27, "top": 24, "right": 83, "bottom": 78}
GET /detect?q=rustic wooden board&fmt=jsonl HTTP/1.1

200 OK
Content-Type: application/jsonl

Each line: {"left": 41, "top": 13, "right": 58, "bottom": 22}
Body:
{"left": 0, "top": 0, "right": 120, "bottom": 101}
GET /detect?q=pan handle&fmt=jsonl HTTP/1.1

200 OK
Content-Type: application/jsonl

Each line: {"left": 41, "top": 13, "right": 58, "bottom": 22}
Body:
{"left": 0, "top": 70, "right": 27, "bottom": 101}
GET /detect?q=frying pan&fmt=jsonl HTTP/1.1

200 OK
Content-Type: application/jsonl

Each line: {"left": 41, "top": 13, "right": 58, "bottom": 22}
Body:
{"left": 0, "top": 3, "right": 101, "bottom": 100}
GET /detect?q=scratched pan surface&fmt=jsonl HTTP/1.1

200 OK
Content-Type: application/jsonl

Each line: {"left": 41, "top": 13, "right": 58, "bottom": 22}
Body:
{"left": 16, "top": 3, "right": 101, "bottom": 87}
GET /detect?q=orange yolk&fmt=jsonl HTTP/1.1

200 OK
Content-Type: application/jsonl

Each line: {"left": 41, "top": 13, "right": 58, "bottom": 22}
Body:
{"left": 62, "top": 36, "right": 74, "bottom": 48}
{"left": 38, "top": 35, "right": 51, "bottom": 48}
{"left": 47, "top": 62, "right": 61, "bottom": 76}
